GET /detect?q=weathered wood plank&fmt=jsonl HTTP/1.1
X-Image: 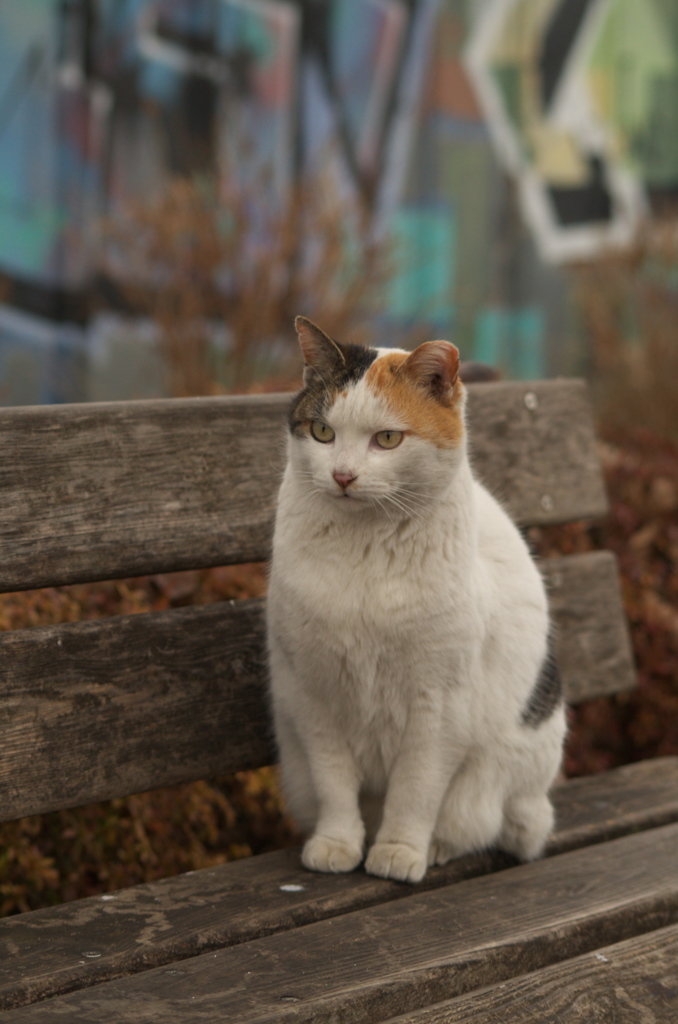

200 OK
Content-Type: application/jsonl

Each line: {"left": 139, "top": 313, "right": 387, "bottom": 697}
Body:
{"left": 551, "top": 757, "right": 678, "bottom": 849}
{"left": 0, "top": 550, "right": 633, "bottom": 822}
{"left": 0, "top": 600, "right": 275, "bottom": 822}
{"left": 467, "top": 378, "right": 607, "bottom": 527}
{"left": 0, "top": 394, "right": 287, "bottom": 593}
{"left": 380, "top": 923, "right": 678, "bottom": 1023}
{"left": 0, "top": 380, "right": 605, "bottom": 592}
{"left": 542, "top": 551, "right": 636, "bottom": 703}
{"left": 1, "top": 824, "right": 678, "bottom": 1022}
{"left": 1, "top": 758, "right": 677, "bottom": 1012}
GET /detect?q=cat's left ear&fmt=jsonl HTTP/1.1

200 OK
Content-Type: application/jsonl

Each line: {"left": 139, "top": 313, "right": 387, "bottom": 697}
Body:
{"left": 400, "top": 340, "right": 460, "bottom": 406}
{"left": 295, "top": 316, "right": 346, "bottom": 385}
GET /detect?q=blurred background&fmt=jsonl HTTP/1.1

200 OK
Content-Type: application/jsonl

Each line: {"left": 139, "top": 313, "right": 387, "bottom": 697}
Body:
{"left": 1, "top": 0, "right": 677, "bottom": 407}
{"left": 2, "top": 0, "right": 678, "bottom": 915}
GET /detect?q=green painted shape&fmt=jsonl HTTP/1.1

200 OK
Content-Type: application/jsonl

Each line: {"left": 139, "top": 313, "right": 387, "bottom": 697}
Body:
{"left": 473, "top": 306, "right": 544, "bottom": 379}
{"left": 387, "top": 206, "right": 455, "bottom": 323}
{"left": 239, "top": 9, "right": 273, "bottom": 63}
{"left": 514, "top": 306, "right": 545, "bottom": 379}
{"left": 654, "top": 0, "right": 678, "bottom": 40}
{"left": 474, "top": 307, "right": 504, "bottom": 366}
{"left": 588, "top": 0, "right": 676, "bottom": 139}
{"left": 0, "top": 185, "right": 67, "bottom": 276}
{"left": 0, "top": 0, "right": 54, "bottom": 40}
{"left": 636, "top": 75, "right": 678, "bottom": 185}
{"left": 491, "top": 65, "right": 524, "bottom": 134}
{"left": 441, "top": 139, "right": 494, "bottom": 354}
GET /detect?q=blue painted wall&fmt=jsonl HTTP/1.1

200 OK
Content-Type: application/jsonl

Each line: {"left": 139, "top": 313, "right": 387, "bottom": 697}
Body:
{"left": 0, "top": 0, "right": 676, "bottom": 401}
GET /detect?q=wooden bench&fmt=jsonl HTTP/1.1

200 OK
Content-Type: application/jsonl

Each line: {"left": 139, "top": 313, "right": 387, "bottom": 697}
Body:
{"left": 1, "top": 380, "right": 677, "bottom": 1023}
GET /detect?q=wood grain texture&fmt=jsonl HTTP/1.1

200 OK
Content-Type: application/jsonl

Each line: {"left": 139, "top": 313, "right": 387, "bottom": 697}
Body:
{"left": 0, "top": 600, "right": 275, "bottom": 822}
{"left": 381, "top": 923, "right": 678, "bottom": 1023}
{"left": 1, "top": 758, "right": 677, "bottom": 1012}
{"left": 542, "top": 551, "right": 636, "bottom": 703}
{"left": 467, "top": 378, "right": 607, "bottom": 527}
{"left": 1, "top": 823, "right": 678, "bottom": 1022}
{"left": 0, "top": 550, "right": 633, "bottom": 822}
{"left": 0, "top": 394, "right": 287, "bottom": 593}
{"left": 550, "top": 757, "right": 678, "bottom": 850}
{"left": 0, "top": 380, "right": 605, "bottom": 592}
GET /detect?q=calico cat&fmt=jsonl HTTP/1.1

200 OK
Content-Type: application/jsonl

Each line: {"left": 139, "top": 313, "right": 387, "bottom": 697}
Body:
{"left": 266, "top": 317, "right": 566, "bottom": 883}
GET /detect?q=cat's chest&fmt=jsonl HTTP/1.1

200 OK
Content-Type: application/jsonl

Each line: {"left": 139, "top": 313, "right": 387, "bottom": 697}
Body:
{"left": 269, "top": 489, "right": 483, "bottom": 673}
{"left": 270, "top": 513, "right": 476, "bottom": 673}
{"left": 276, "top": 524, "right": 439, "bottom": 631}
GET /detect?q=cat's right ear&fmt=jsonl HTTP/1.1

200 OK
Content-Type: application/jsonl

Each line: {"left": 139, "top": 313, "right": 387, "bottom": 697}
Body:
{"left": 399, "top": 340, "right": 460, "bottom": 407}
{"left": 295, "top": 317, "right": 346, "bottom": 386}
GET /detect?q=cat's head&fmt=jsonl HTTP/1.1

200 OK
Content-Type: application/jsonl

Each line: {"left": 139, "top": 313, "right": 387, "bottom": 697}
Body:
{"left": 287, "top": 317, "right": 466, "bottom": 515}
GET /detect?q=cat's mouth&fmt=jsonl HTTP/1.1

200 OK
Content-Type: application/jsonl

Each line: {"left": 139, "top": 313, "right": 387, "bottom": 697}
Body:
{"left": 331, "top": 487, "right": 364, "bottom": 505}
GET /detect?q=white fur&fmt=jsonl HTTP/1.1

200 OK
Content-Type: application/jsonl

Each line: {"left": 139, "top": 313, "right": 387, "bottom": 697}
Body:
{"left": 267, "top": 363, "right": 566, "bottom": 883}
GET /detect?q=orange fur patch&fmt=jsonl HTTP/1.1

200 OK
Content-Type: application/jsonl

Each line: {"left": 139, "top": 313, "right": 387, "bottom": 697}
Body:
{"left": 365, "top": 351, "right": 465, "bottom": 449}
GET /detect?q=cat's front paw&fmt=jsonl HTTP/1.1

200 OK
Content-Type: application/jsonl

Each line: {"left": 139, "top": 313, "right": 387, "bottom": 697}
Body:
{"left": 302, "top": 834, "right": 362, "bottom": 874}
{"left": 365, "top": 841, "right": 427, "bottom": 883}
{"left": 428, "top": 839, "right": 454, "bottom": 867}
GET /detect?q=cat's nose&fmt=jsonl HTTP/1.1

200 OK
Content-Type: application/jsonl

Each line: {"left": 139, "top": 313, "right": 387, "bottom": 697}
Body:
{"left": 333, "top": 470, "right": 357, "bottom": 490}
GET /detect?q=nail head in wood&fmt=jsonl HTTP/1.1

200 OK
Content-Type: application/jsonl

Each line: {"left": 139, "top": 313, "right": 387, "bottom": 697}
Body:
{"left": 524, "top": 391, "right": 539, "bottom": 411}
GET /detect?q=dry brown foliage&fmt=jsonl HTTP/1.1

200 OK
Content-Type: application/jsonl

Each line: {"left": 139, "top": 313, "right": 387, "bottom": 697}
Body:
{"left": 0, "top": 565, "right": 300, "bottom": 917}
{"left": 532, "top": 430, "right": 678, "bottom": 776}
{"left": 3, "top": 211, "right": 678, "bottom": 915}
{"left": 574, "top": 217, "right": 678, "bottom": 439}
{"left": 561, "top": 218, "right": 678, "bottom": 773}
{"left": 100, "top": 174, "right": 393, "bottom": 395}
{"left": 3, "top": 424, "right": 678, "bottom": 916}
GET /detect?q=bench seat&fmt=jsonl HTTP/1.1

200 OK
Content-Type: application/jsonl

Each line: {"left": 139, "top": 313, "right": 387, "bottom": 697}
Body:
{"left": 381, "top": 922, "right": 678, "bottom": 1024}
{"left": 0, "top": 778, "right": 677, "bottom": 1020}
{"left": 1, "top": 381, "right": 675, "bottom": 1022}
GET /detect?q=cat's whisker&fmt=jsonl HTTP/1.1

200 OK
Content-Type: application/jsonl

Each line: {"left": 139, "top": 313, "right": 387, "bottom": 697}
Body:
{"left": 394, "top": 484, "right": 434, "bottom": 497}
{"left": 395, "top": 486, "right": 438, "bottom": 503}
{"left": 393, "top": 491, "right": 430, "bottom": 511}
{"left": 383, "top": 492, "right": 426, "bottom": 525}
{"left": 371, "top": 495, "right": 396, "bottom": 526}
{"left": 397, "top": 492, "right": 439, "bottom": 517}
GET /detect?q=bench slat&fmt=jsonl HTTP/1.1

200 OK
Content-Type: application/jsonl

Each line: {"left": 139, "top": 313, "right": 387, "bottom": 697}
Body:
{"left": 542, "top": 551, "right": 635, "bottom": 703}
{"left": 1, "top": 823, "right": 677, "bottom": 1022}
{"left": 0, "top": 395, "right": 286, "bottom": 593}
{"left": 380, "top": 922, "right": 678, "bottom": 1023}
{"left": 0, "top": 552, "right": 633, "bottom": 822}
{"left": 1, "top": 758, "right": 677, "bottom": 1012}
{"left": 0, "top": 600, "right": 273, "bottom": 822}
{"left": 0, "top": 380, "right": 605, "bottom": 592}
{"left": 467, "top": 378, "right": 607, "bottom": 526}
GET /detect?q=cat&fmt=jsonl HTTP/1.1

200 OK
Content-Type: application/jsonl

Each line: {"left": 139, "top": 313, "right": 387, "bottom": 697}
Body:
{"left": 266, "top": 316, "right": 566, "bottom": 883}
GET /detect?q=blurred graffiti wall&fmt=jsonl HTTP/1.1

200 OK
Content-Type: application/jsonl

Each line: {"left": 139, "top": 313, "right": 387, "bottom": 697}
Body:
{"left": 0, "top": 0, "right": 677, "bottom": 402}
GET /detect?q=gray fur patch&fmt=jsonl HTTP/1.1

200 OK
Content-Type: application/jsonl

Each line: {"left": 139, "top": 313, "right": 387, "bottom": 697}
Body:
{"left": 289, "top": 339, "right": 378, "bottom": 436}
{"left": 521, "top": 647, "right": 563, "bottom": 728}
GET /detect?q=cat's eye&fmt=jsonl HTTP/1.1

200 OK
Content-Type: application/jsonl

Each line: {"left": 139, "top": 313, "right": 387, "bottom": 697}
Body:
{"left": 375, "top": 430, "right": 404, "bottom": 450}
{"left": 310, "top": 420, "right": 335, "bottom": 443}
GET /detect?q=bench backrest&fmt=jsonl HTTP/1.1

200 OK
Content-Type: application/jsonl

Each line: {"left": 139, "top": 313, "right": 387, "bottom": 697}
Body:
{"left": 0, "top": 381, "right": 635, "bottom": 823}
